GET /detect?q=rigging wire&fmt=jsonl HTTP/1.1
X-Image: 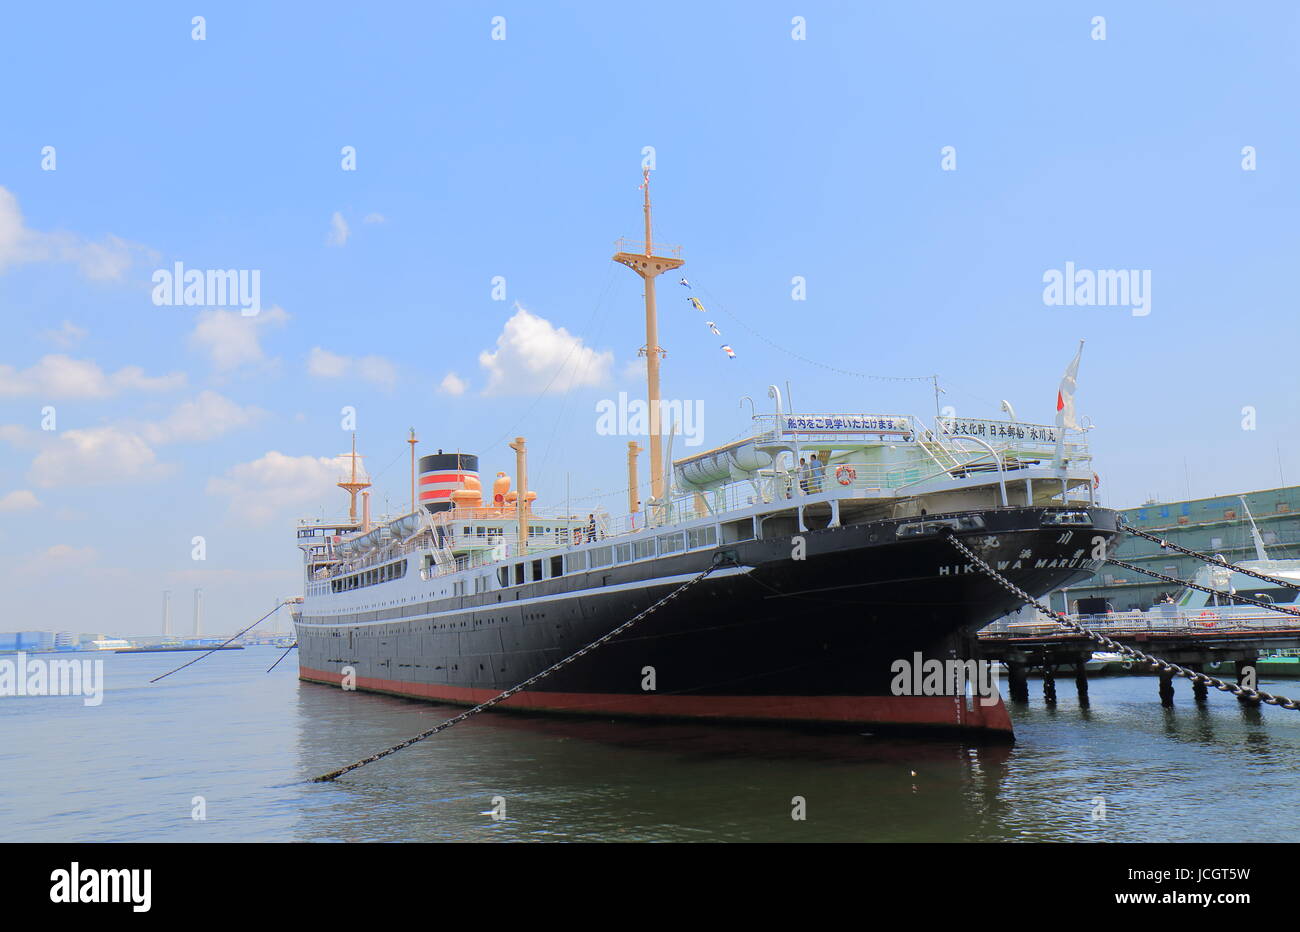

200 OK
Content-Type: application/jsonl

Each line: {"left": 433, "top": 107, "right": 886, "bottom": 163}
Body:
{"left": 690, "top": 280, "right": 934, "bottom": 384}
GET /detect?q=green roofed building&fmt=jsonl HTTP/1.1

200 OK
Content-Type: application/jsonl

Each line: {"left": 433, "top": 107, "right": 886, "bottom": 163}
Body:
{"left": 1050, "top": 485, "right": 1300, "bottom": 614}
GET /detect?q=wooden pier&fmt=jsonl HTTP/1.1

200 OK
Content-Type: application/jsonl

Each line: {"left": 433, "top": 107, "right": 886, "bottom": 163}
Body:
{"left": 976, "top": 613, "right": 1300, "bottom": 707}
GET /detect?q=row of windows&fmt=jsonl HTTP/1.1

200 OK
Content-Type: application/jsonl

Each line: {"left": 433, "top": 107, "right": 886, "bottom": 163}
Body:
{"left": 460, "top": 525, "right": 553, "bottom": 539}
{"left": 1130, "top": 502, "right": 1292, "bottom": 522}
{"left": 331, "top": 560, "right": 407, "bottom": 593}
{"left": 492, "top": 525, "right": 720, "bottom": 587}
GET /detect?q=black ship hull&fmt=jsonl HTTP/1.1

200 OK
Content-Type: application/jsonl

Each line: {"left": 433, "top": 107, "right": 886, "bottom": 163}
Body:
{"left": 296, "top": 505, "right": 1121, "bottom": 738}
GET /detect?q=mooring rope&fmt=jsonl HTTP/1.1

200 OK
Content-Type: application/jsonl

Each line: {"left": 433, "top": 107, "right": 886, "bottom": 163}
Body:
{"left": 1105, "top": 558, "right": 1300, "bottom": 618}
{"left": 946, "top": 533, "right": 1300, "bottom": 710}
{"left": 1119, "top": 522, "right": 1300, "bottom": 592}
{"left": 267, "top": 641, "right": 298, "bottom": 673}
{"left": 150, "top": 601, "right": 291, "bottom": 683}
{"left": 311, "top": 556, "right": 733, "bottom": 783}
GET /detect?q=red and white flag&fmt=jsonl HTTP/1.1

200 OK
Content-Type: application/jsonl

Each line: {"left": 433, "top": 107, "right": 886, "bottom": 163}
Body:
{"left": 1055, "top": 340, "right": 1084, "bottom": 430}
{"left": 721, "top": 344, "right": 736, "bottom": 359}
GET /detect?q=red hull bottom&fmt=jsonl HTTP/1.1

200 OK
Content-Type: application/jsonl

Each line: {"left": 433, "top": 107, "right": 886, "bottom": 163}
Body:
{"left": 299, "top": 665, "right": 1015, "bottom": 739}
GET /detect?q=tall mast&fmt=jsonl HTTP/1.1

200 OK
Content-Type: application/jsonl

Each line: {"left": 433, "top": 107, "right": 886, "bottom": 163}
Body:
{"left": 407, "top": 428, "right": 418, "bottom": 515}
{"left": 613, "top": 169, "right": 684, "bottom": 516}
{"left": 337, "top": 432, "right": 371, "bottom": 526}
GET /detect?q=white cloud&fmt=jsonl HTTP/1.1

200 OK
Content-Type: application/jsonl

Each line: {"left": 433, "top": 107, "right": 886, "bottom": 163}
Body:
{"left": 439, "top": 372, "right": 468, "bottom": 396}
{"left": 138, "top": 390, "right": 264, "bottom": 445}
{"left": 622, "top": 357, "right": 647, "bottom": 381}
{"left": 307, "top": 346, "right": 397, "bottom": 389}
{"left": 207, "top": 451, "right": 347, "bottom": 525}
{"left": 0, "top": 425, "right": 34, "bottom": 448}
{"left": 306, "top": 346, "right": 349, "bottom": 378}
{"left": 0, "top": 186, "right": 154, "bottom": 280}
{"left": 363, "top": 213, "right": 385, "bottom": 224}
{"left": 13, "top": 543, "right": 102, "bottom": 579}
{"left": 327, "top": 211, "right": 350, "bottom": 247}
{"left": 189, "top": 306, "right": 288, "bottom": 371}
{"left": 28, "top": 426, "right": 171, "bottom": 488}
{"left": 0, "top": 489, "right": 39, "bottom": 512}
{"left": 16, "top": 392, "right": 260, "bottom": 489}
{"left": 41, "top": 320, "right": 88, "bottom": 348}
{"left": 355, "top": 355, "right": 397, "bottom": 389}
{"left": 477, "top": 304, "right": 612, "bottom": 396}
{"left": 0, "top": 354, "right": 185, "bottom": 399}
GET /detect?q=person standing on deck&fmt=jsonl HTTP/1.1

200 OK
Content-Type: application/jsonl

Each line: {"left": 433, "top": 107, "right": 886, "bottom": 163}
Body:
{"left": 797, "top": 457, "right": 809, "bottom": 495}
{"left": 810, "top": 453, "right": 825, "bottom": 493}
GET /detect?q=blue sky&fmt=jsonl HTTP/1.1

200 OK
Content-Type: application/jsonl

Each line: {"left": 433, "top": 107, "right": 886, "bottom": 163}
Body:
{"left": 1, "top": 1, "right": 1297, "bottom": 635}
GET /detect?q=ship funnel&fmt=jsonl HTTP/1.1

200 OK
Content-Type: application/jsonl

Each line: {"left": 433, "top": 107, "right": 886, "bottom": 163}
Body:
{"left": 419, "top": 452, "right": 480, "bottom": 513}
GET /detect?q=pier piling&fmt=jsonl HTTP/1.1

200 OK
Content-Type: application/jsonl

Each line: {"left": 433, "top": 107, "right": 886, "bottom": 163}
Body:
{"left": 1042, "top": 665, "right": 1057, "bottom": 705}
{"left": 1074, "top": 659, "right": 1090, "bottom": 708}
{"left": 1158, "top": 668, "right": 1175, "bottom": 707}
{"left": 1190, "top": 664, "right": 1208, "bottom": 703}
{"left": 1007, "top": 662, "right": 1029, "bottom": 703}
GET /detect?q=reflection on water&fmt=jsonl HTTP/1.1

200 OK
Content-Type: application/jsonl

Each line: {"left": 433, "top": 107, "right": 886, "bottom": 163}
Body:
{"left": 2, "top": 649, "right": 1299, "bottom": 841}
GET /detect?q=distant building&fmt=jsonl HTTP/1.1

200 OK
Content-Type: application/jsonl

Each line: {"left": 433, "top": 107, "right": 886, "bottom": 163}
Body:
{"left": 1052, "top": 484, "right": 1300, "bottom": 613}
{"left": 53, "top": 632, "right": 77, "bottom": 648}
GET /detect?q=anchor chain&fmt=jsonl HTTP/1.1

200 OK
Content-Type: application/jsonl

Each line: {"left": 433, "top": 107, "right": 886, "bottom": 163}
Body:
{"left": 1105, "top": 558, "right": 1300, "bottom": 618}
{"left": 945, "top": 533, "right": 1300, "bottom": 711}
{"left": 312, "top": 555, "right": 733, "bottom": 782}
{"left": 1119, "top": 522, "right": 1300, "bottom": 592}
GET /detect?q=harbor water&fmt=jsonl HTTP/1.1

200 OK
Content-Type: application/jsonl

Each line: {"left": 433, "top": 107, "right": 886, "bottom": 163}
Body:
{"left": 4, "top": 648, "right": 1299, "bottom": 843}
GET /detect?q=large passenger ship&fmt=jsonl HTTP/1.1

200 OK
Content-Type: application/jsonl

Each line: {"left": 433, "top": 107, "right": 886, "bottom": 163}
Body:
{"left": 291, "top": 175, "right": 1119, "bottom": 738}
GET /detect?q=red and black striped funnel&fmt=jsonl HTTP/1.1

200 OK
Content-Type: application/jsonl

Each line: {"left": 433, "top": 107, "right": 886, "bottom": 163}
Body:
{"left": 418, "top": 452, "right": 479, "bottom": 513}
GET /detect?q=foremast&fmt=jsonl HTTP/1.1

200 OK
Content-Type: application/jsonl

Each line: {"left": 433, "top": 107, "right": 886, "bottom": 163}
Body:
{"left": 613, "top": 169, "right": 684, "bottom": 520}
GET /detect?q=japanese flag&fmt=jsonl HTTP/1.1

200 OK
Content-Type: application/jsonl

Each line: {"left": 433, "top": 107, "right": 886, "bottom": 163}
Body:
{"left": 1055, "top": 341, "right": 1084, "bottom": 430}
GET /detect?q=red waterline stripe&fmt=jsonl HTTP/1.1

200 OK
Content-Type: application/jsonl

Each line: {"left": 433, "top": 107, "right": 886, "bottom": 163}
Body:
{"left": 298, "top": 665, "right": 1014, "bottom": 733}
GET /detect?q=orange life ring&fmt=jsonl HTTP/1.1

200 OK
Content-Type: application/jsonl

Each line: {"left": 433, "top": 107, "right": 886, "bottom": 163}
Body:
{"left": 835, "top": 465, "right": 856, "bottom": 486}
{"left": 1093, "top": 473, "right": 1100, "bottom": 489}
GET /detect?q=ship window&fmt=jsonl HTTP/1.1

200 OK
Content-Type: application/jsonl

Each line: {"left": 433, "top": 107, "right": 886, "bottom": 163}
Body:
{"left": 720, "top": 518, "right": 754, "bottom": 544}
{"left": 657, "top": 533, "right": 684, "bottom": 554}
{"left": 634, "top": 539, "right": 656, "bottom": 560}
{"left": 497, "top": 566, "right": 510, "bottom": 587}
{"left": 531, "top": 559, "right": 542, "bottom": 581}
{"left": 1233, "top": 587, "right": 1298, "bottom": 605}
{"left": 615, "top": 543, "right": 632, "bottom": 564}
{"left": 514, "top": 563, "right": 524, "bottom": 586}
{"left": 688, "top": 526, "right": 717, "bottom": 549}
{"left": 550, "top": 556, "right": 563, "bottom": 577}
{"left": 567, "top": 552, "right": 586, "bottom": 572}
{"left": 477, "top": 527, "right": 486, "bottom": 538}
{"left": 589, "top": 547, "right": 612, "bottom": 568}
